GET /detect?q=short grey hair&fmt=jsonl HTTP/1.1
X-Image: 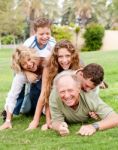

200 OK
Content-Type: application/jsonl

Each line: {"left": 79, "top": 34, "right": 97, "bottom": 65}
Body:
{"left": 53, "top": 70, "right": 81, "bottom": 90}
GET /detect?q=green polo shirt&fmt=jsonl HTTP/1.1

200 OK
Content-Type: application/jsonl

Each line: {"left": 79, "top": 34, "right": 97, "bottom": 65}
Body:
{"left": 49, "top": 89, "right": 114, "bottom": 123}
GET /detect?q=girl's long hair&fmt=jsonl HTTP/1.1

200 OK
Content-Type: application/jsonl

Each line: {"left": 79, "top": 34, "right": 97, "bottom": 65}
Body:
{"left": 45, "top": 39, "right": 80, "bottom": 103}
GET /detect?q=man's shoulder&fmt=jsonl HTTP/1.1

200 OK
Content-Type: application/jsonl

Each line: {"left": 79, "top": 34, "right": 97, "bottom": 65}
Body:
{"left": 49, "top": 88, "right": 61, "bottom": 105}
{"left": 80, "top": 90, "right": 100, "bottom": 106}
{"left": 49, "top": 88, "right": 58, "bottom": 101}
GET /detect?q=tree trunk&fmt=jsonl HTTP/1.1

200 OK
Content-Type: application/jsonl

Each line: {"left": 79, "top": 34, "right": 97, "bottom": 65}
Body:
{"left": 75, "top": 33, "right": 78, "bottom": 49}
{"left": 0, "top": 34, "right": 1, "bottom": 49}
{"left": 29, "top": 9, "right": 35, "bottom": 36}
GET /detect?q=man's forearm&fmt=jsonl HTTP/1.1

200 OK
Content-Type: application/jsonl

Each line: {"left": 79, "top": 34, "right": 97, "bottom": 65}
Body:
{"left": 98, "top": 113, "right": 118, "bottom": 131}
{"left": 52, "top": 121, "right": 69, "bottom": 136}
{"left": 52, "top": 121, "right": 63, "bottom": 131}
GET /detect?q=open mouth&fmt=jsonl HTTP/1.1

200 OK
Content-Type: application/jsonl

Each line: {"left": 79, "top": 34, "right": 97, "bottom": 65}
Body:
{"left": 62, "top": 64, "right": 70, "bottom": 69}
{"left": 42, "top": 40, "right": 48, "bottom": 43}
{"left": 30, "top": 63, "right": 35, "bottom": 71}
{"left": 65, "top": 99, "right": 73, "bottom": 105}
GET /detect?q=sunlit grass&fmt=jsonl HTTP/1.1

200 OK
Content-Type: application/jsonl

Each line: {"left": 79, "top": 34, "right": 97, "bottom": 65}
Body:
{"left": 0, "top": 49, "right": 118, "bottom": 150}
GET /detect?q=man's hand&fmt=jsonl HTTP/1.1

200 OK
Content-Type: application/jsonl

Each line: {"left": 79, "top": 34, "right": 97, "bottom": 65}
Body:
{"left": 58, "top": 122, "right": 69, "bottom": 136}
{"left": 26, "top": 120, "right": 39, "bottom": 131}
{"left": 0, "top": 121, "right": 12, "bottom": 130}
{"left": 77, "top": 124, "right": 96, "bottom": 136}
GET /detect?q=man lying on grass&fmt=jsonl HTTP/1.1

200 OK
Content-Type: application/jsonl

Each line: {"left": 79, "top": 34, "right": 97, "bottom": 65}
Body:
{"left": 49, "top": 70, "right": 118, "bottom": 136}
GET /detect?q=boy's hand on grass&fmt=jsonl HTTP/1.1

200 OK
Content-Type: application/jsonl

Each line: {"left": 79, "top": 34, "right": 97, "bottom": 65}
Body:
{"left": 0, "top": 121, "right": 12, "bottom": 130}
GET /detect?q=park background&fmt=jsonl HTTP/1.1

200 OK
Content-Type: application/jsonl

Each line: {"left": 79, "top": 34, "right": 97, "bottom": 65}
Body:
{"left": 0, "top": 0, "right": 118, "bottom": 149}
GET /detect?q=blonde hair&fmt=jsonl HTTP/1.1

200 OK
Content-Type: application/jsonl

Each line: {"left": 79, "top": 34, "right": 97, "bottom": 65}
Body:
{"left": 11, "top": 45, "right": 40, "bottom": 73}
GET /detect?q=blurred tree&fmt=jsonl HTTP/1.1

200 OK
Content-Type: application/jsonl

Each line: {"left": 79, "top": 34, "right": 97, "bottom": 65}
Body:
{"left": 0, "top": 0, "right": 13, "bottom": 34}
{"left": 61, "top": 0, "right": 75, "bottom": 25}
{"left": 110, "top": 0, "right": 118, "bottom": 29}
{"left": 0, "top": 0, "right": 26, "bottom": 46}
{"left": 43, "top": 0, "right": 60, "bottom": 20}
{"left": 16, "top": 0, "right": 60, "bottom": 36}
{"left": 75, "top": 0, "right": 92, "bottom": 26}
{"left": 17, "top": 0, "right": 44, "bottom": 36}
{"left": 61, "top": 0, "right": 117, "bottom": 28}
{"left": 113, "top": 0, "right": 118, "bottom": 11}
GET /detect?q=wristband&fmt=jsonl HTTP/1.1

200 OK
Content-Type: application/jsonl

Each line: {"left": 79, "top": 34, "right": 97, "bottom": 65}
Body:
{"left": 92, "top": 122, "right": 99, "bottom": 131}
{"left": 6, "top": 119, "right": 11, "bottom": 123}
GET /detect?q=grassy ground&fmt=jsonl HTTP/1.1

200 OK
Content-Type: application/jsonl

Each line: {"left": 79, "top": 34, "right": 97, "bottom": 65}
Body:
{"left": 0, "top": 49, "right": 118, "bottom": 150}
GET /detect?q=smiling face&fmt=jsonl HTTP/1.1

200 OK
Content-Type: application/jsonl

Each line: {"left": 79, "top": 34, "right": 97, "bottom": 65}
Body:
{"left": 57, "top": 48, "right": 72, "bottom": 70}
{"left": 81, "top": 78, "right": 95, "bottom": 92}
{"left": 36, "top": 27, "right": 51, "bottom": 47}
{"left": 20, "top": 56, "right": 40, "bottom": 72}
{"left": 57, "top": 76, "right": 80, "bottom": 108}
{"left": 76, "top": 71, "right": 95, "bottom": 92}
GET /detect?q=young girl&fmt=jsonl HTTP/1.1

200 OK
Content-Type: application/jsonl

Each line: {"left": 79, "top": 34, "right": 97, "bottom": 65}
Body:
{"left": 0, "top": 45, "right": 46, "bottom": 130}
{"left": 27, "top": 39, "right": 81, "bottom": 130}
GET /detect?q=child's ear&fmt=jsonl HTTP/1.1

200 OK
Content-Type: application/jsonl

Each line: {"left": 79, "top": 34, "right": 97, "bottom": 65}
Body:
{"left": 79, "top": 71, "right": 83, "bottom": 77}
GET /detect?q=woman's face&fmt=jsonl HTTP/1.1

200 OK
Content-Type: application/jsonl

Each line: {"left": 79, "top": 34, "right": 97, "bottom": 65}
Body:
{"left": 20, "top": 56, "right": 40, "bottom": 72}
{"left": 57, "top": 48, "right": 72, "bottom": 70}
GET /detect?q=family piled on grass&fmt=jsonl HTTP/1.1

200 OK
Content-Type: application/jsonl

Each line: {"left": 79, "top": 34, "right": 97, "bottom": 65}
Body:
{"left": 0, "top": 17, "right": 118, "bottom": 136}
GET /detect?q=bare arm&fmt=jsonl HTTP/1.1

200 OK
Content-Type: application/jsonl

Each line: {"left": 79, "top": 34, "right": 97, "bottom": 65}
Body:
{"left": 78, "top": 112, "right": 118, "bottom": 136}
{"left": 45, "top": 103, "right": 51, "bottom": 128}
{"left": 0, "top": 110, "right": 13, "bottom": 130}
{"left": 27, "top": 67, "right": 49, "bottom": 130}
{"left": 24, "top": 71, "right": 38, "bottom": 83}
{"left": 98, "top": 112, "right": 118, "bottom": 130}
{"left": 0, "top": 73, "right": 27, "bottom": 130}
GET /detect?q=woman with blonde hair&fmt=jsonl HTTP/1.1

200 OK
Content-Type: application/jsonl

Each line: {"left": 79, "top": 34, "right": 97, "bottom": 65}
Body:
{"left": 0, "top": 45, "right": 46, "bottom": 130}
{"left": 28, "top": 39, "right": 81, "bottom": 130}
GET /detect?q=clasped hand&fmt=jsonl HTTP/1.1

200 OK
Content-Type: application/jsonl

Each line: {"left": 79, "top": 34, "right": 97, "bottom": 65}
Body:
{"left": 58, "top": 122, "right": 69, "bottom": 136}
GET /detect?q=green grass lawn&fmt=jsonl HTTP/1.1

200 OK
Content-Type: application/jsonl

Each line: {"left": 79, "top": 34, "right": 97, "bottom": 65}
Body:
{"left": 0, "top": 49, "right": 118, "bottom": 150}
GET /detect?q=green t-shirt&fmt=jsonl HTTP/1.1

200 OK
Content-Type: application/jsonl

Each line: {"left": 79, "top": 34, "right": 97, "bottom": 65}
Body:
{"left": 49, "top": 89, "right": 114, "bottom": 123}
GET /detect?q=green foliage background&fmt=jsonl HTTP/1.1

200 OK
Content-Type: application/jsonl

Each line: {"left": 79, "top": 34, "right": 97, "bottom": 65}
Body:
{"left": 82, "top": 23, "right": 105, "bottom": 51}
{"left": 52, "top": 25, "right": 72, "bottom": 41}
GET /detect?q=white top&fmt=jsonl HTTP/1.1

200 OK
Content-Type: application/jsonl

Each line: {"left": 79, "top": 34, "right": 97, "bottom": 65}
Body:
{"left": 24, "top": 35, "right": 56, "bottom": 57}
{"left": 5, "top": 72, "right": 28, "bottom": 113}
{"left": 5, "top": 36, "right": 56, "bottom": 113}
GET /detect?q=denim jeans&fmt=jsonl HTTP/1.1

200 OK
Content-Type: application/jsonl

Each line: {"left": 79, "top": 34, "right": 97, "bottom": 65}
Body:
{"left": 13, "top": 80, "right": 42, "bottom": 115}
